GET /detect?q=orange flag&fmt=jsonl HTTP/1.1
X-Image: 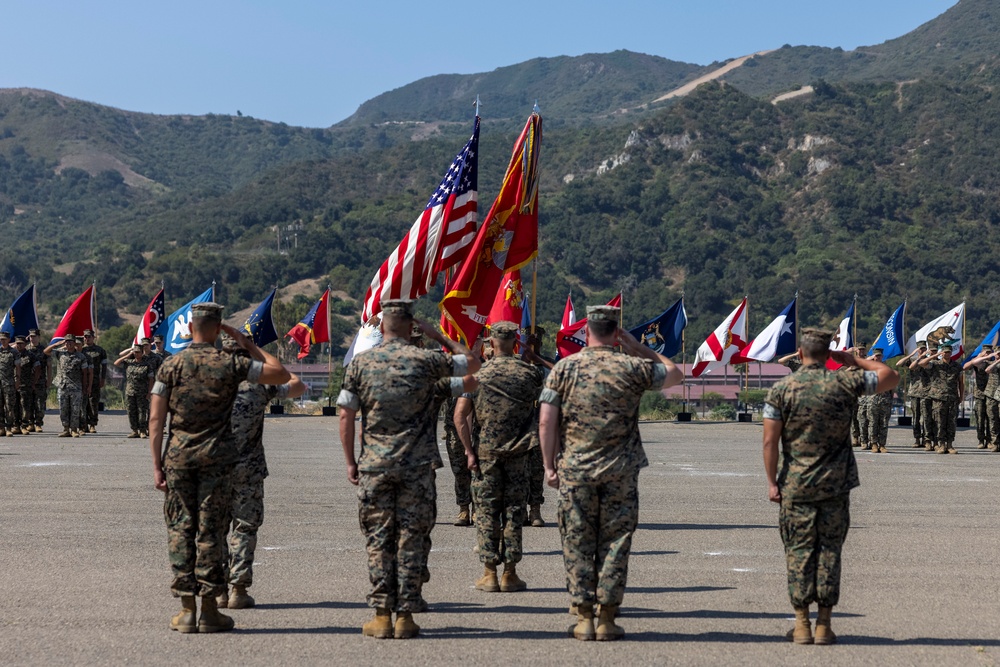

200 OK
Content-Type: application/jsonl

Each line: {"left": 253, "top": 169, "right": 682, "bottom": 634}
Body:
{"left": 440, "top": 112, "right": 541, "bottom": 343}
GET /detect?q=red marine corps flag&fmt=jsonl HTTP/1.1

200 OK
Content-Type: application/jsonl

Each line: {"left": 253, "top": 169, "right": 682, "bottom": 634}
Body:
{"left": 440, "top": 111, "right": 541, "bottom": 343}
{"left": 51, "top": 284, "right": 97, "bottom": 344}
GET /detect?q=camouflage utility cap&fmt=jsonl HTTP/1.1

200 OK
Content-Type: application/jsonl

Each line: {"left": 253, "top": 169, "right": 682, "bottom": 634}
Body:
{"left": 28, "top": 328, "right": 40, "bottom": 336}
{"left": 985, "top": 345, "right": 995, "bottom": 352}
{"left": 153, "top": 334, "right": 165, "bottom": 342}
{"left": 191, "top": 302, "right": 224, "bottom": 319}
{"left": 586, "top": 305, "right": 620, "bottom": 322}
{"left": 0, "top": 332, "right": 8, "bottom": 340}
{"left": 800, "top": 327, "right": 833, "bottom": 348}
{"left": 132, "top": 344, "right": 142, "bottom": 352}
{"left": 83, "top": 328, "right": 95, "bottom": 336}
{"left": 63, "top": 334, "right": 76, "bottom": 342}
{"left": 491, "top": 321, "right": 518, "bottom": 339}
{"left": 14, "top": 335, "right": 26, "bottom": 344}
{"left": 381, "top": 299, "right": 414, "bottom": 317}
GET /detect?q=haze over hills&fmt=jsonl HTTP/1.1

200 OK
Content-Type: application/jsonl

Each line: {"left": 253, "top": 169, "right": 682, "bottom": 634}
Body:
{"left": 3, "top": 0, "right": 1000, "bottom": 359}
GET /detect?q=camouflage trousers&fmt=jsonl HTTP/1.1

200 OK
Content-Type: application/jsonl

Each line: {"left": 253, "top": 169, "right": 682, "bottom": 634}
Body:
{"left": 32, "top": 384, "right": 47, "bottom": 426}
{"left": 926, "top": 399, "right": 957, "bottom": 444}
{"left": 19, "top": 384, "right": 37, "bottom": 427}
{"left": 443, "top": 413, "right": 472, "bottom": 507}
{"left": 0, "top": 381, "right": 17, "bottom": 428}
{"left": 57, "top": 387, "right": 84, "bottom": 431}
{"left": 85, "top": 383, "right": 101, "bottom": 427}
{"left": 974, "top": 397, "right": 989, "bottom": 445}
{"left": 164, "top": 464, "right": 233, "bottom": 597}
{"left": 126, "top": 392, "right": 149, "bottom": 433}
{"left": 527, "top": 446, "right": 545, "bottom": 507}
{"left": 557, "top": 470, "right": 639, "bottom": 607}
{"left": 225, "top": 467, "right": 264, "bottom": 587}
{"left": 988, "top": 397, "right": 1000, "bottom": 446}
{"left": 358, "top": 464, "right": 436, "bottom": 612}
{"left": 472, "top": 450, "right": 530, "bottom": 566}
{"left": 779, "top": 493, "right": 850, "bottom": 608}
{"left": 910, "top": 396, "right": 924, "bottom": 443}
{"left": 864, "top": 400, "right": 891, "bottom": 447}
{"left": 850, "top": 407, "right": 860, "bottom": 443}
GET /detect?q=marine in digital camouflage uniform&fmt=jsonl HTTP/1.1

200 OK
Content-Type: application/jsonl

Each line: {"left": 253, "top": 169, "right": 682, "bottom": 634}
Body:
{"left": 26, "top": 329, "right": 49, "bottom": 431}
{"left": 777, "top": 352, "right": 803, "bottom": 373}
{"left": 539, "top": 306, "right": 680, "bottom": 642}
{"left": 149, "top": 303, "right": 290, "bottom": 634}
{"left": 900, "top": 341, "right": 930, "bottom": 447}
{"left": 964, "top": 345, "right": 994, "bottom": 449}
{"left": 763, "top": 327, "right": 897, "bottom": 645}
{"left": 850, "top": 345, "right": 866, "bottom": 448}
{"left": 918, "top": 344, "right": 964, "bottom": 454}
{"left": 443, "top": 333, "right": 483, "bottom": 527}
{"left": 114, "top": 344, "right": 155, "bottom": 437}
{"left": 337, "top": 299, "right": 478, "bottom": 640}
{"left": 525, "top": 327, "right": 554, "bottom": 527}
{"left": 44, "top": 334, "right": 92, "bottom": 437}
{"left": 455, "top": 321, "right": 544, "bottom": 593}
{"left": 217, "top": 334, "right": 306, "bottom": 610}
{"left": 80, "top": 328, "right": 108, "bottom": 433}
{"left": 864, "top": 349, "right": 892, "bottom": 454}
{"left": 15, "top": 335, "right": 40, "bottom": 432}
{"left": 0, "top": 332, "right": 22, "bottom": 436}
{"left": 980, "top": 348, "right": 1000, "bottom": 451}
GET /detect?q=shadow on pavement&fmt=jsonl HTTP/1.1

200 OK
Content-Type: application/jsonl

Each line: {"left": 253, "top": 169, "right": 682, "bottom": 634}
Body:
{"left": 236, "top": 626, "right": 358, "bottom": 635}
{"left": 638, "top": 523, "right": 772, "bottom": 531}
{"left": 622, "top": 609, "right": 864, "bottom": 620}
{"left": 426, "top": 626, "right": 564, "bottom": 640}
{"left": 255, "top": 601, "right": 369, "bottom": 610}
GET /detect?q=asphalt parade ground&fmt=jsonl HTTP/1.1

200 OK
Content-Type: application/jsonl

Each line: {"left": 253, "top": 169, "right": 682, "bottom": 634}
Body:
{"left": 2, "top": 413, "right": 1000, "bottom": 667}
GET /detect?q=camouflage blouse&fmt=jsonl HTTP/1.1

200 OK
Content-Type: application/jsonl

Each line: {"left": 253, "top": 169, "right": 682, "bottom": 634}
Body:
{"left": 338, "top": 337, "right": 466, "bottom": 472}
{"left": 120, "top": 357, "right": 154, "bottom": 396}
{"left": 470, "top": 355, "right": 544, "bottom": 459}
{"left": 53, "top": 350, "right": 91, "bottom": 390}
{"left": 152, "top": 342, "right": 261, "bottom": 470}
{"left": 539, "top": 346, "right": 666, "bottom": 484}
{"left": 764, "top": 362, "right": 877, "bottom": 502}
{"left": 231, "top": 382, "right": 287, "bottom": 479}
{"left": 924, "top": 360, "right": 962, "bottom": 401}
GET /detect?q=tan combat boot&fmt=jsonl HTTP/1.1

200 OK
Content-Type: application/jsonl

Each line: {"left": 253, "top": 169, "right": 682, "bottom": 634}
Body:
{"left": 57, "top": 429, "right": 71, "bottom": 438}
{"left": 394, "top": 612, "right": 420, "bottom": 639}
{"left": 925, "top": 441, "right": 935, "bottom": 451}
{"left": 475, "top": 564, "right": 500, "bottom": 592}
{"left": 595, "top": 604, "right": 624, "bottom": 641}
{"left": 935, "top": 445, "right": 947, "bottom": 454}
{"left": 26, "top": 424, "right": 35, "bottom": 433}
{"left": 198, "top": 594, "right": 235, "bottom": 633}
{"left": 89, "top": 425, "right": 97, "bottom": 433}
{"left": 947, "top": 443, "right": 958, "bottom": 454}
{"left": 71, "top": 430, "right": 81, "bottom": 438}
{"left": 569, "top": 603, "right": 595, "bottom": 641}
{"left": 528, "top": 505, "right": 544, "bottom": 527}
{"left": 978, "top": 441, "right": 988, "bottom": 449}
{"left": 912, "top": 440, "right": 922, "bottom": 448}
{"left": 228, "top": 585, "right": 255, "bottom": 609}
{"left": 362, "top": 608, "right": 393, "bottom": 638}
{"left": 500, "top": 563, "right": 527, "bottom": 592}
{"left": 789, "top": 606, "right": 813, "bottom": 644}
{"left": 127, "top": 431, "right": 141, "bottom": 439}
{"left": 34, "top": 426, "right": 42, "bottom": 433}
{"left": 879, "top": 443, "right": 888, "bottom": 453}
{"left": 0, "top": 429, "right": 6, "bottom": 437}
{"left": 170, "top": 595, "right": 198, "bottom": 633}
{"left": 814, "top": 605, "right": 837, "bottom": 645}
{"left": 454, "top": 504, "right": 471, "bottom": 526}
{"left": 215, "top": 587, "right": 229, "bottom": 609}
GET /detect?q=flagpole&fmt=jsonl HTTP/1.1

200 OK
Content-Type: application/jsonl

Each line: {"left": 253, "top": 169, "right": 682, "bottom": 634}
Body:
{"left": 681, "top": 293, "right": 687, "bottom": 413}
{"left": 852, "top": 293, "right": 858, "bottom": 349}
{"left": 530, "top": 261, "right": 537, "bottom": 335}
{"left": 962, "top": 298, "right": 967, "bottom": 418}
{"left": 327, "top": 285, "right": 334, "bottom": 407}
{"left": 794, "top": 289, "right": 799, "bottom": 346}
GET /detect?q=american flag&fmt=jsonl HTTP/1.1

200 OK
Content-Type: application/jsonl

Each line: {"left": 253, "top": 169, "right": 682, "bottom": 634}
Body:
{"left": 361, "top": 117, "right": 480, "bottom": 322}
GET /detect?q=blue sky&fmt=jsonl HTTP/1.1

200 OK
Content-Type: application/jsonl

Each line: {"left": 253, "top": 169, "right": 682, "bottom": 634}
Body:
{"left": 3, "top": 0, "right": 955, "bottom": 127}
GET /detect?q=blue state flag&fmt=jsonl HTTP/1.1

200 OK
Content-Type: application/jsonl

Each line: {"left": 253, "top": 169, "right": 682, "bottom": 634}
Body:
{"left": 871, "top": 302, "right": 906, "bottom": 358}
{"left": 162, "top": 286, "right": 215, "bottom": 355}
{"left": 629, "top": 297, "right": 687, "bottom": 358}
{"left": 242, "top": 288, "right": 279, "bottom": 346}
{"left": 0, "top": 284, "right": 39, "bottom": 337}
{"left": 966, "top": 318, "right": 1000, "bottom": 360}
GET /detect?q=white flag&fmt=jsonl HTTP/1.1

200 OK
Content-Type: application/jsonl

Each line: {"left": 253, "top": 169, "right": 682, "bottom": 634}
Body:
{"left": 905, "top": 303, "right": 965, "bottom": 359}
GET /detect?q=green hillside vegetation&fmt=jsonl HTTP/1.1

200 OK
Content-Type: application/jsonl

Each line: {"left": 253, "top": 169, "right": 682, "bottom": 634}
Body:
{"left": 340, "top": 51, "right": 706, "bottom": 125}
{"left": 724, "top": 0, "right": 998, "bottom": 97}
